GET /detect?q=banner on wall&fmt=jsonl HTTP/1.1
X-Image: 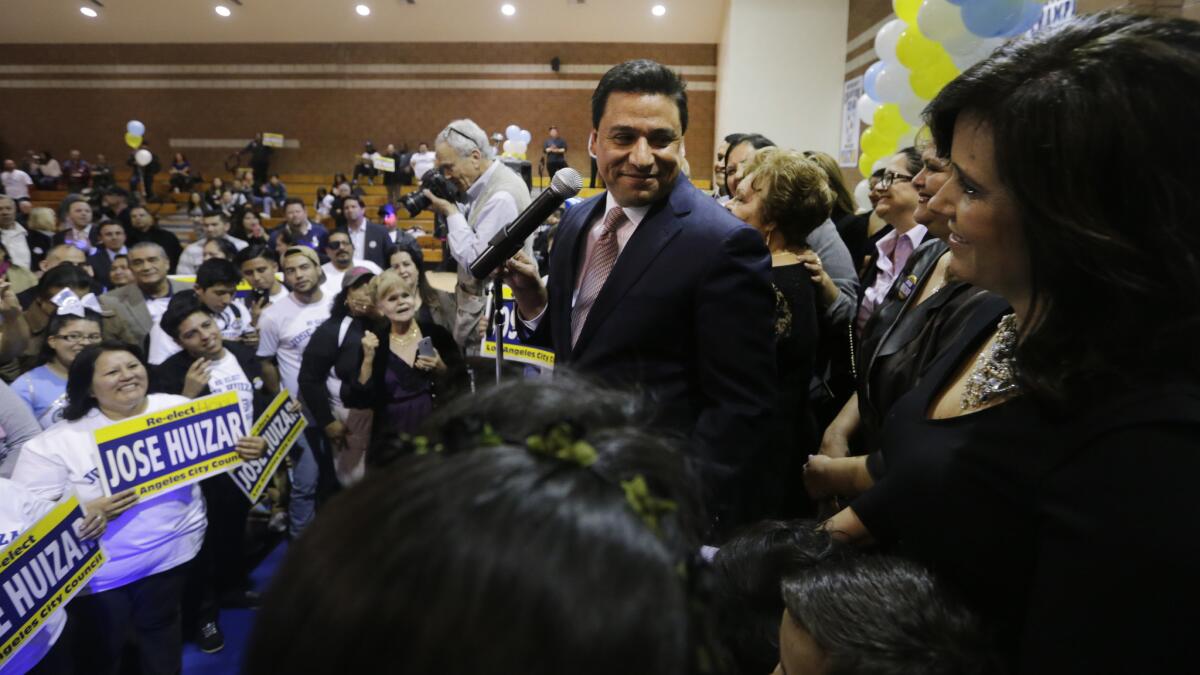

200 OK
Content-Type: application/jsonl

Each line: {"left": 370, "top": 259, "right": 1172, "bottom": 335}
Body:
{"left": 1027, "top": 0, "right": 1075, "bottom": 36}
{"left": 262, "top": 133, "right": 285, "bottom": 148}
{"left": 839, "top": 76, "right": 864, "bottom": 168}
{"left": 0, "top": 496, "right": 105, "bottom": 670}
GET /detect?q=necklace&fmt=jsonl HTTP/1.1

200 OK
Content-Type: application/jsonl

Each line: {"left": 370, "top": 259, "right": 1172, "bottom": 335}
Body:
{"left": 960, "top": 314, "right": 1020, "bottom": 411}
{"left": 390, "top": 325, "right": 421, "bottom": 347}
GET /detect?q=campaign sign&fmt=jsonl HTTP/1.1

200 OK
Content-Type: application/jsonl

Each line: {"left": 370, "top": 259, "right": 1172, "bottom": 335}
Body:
{"left": 372, "top": 154, "right": 396, "bottom": 173}
{"left": 0, "top": 496, "right": 104, "bottom": 669}
{"left": 92, "top": 392, "right": 247, "bottom": 499}
{"left": 479, "top": 285, "right": 556, "bottom": 370}
{"left": 262, "top": 133, "right": 285, "bottom": 148}
{"left": 229, "top": 392, "right": 307, "bottom": 504}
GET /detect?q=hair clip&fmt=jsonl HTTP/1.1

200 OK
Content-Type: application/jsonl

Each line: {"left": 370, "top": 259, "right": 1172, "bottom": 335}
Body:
{"left": 619, "top": 475, "right": 677, "bottom": 536}
{"left": 525, "top": 422, "right": 597, "bottom": 467}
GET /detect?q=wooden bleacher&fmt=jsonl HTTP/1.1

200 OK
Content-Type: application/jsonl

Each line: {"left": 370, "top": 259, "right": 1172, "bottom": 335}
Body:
{"left": 28, "top": 171, "right": 713, "bottom": 267}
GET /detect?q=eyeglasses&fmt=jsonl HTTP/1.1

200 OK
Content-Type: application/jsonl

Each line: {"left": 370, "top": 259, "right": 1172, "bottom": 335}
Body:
{"left": 327, "top": 241, "right": 351, "bottom": 250}
{"left": 877, "top": 171, "right": 913, "bottom": 190}
{"left": 54, "top": 332, "right": 102, "bottom": 344}
{"left": 447, "top": 126, "right": 483, "bottom": 152}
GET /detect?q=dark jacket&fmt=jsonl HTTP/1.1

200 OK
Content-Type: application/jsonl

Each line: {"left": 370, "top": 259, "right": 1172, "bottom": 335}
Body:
{"left": 523, "top": 176, "right": 777, "bottom": 531}
{"left": 150, "top": 341, "right": 273, "bottom": 420}
{"left": 297, "top": 314, "right": 381, "bottom": 430}
{"left": 337, "top": 220, "right": 411, "bottom": 269}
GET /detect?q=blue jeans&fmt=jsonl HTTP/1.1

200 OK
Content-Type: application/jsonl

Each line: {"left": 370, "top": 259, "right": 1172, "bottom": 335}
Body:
{"left": 287, "top": 429, "right": 320, "bottom": 538}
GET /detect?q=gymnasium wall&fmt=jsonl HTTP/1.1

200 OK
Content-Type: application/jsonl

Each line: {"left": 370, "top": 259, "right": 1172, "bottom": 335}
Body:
{"left": 0, "top": 42, "right": 717, "bottom": 182}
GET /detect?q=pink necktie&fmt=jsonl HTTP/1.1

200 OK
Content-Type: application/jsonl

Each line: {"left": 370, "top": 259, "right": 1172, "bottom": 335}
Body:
{"left": 571, "top": 206, "right": 626, "bottom": 347}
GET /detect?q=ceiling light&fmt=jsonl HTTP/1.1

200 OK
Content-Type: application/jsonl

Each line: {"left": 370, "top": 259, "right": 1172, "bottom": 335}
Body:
{"left": 355, "top": 4, "right": 371, "bottom": 16}
{"left": 501, "top": 3, "right": 516, "bottom": 16}
{"left": 652, "top": 4, "right": 666, "bottom": 17}
{"left": 80, "top": 6, "right": 98, "bottom": 17}
{"left": 215, "top": 4, "right": 232, "bottom": 17}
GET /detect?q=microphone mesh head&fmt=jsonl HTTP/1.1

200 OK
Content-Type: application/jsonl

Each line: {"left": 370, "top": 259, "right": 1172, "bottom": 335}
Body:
{"left": 549, "top": 168, "right": 584, "bottom": 198}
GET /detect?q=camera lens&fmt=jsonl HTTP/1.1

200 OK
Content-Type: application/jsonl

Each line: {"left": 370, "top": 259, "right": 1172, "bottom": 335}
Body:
{"left": 399, "top": 191, "right": 430, "bottom": 218}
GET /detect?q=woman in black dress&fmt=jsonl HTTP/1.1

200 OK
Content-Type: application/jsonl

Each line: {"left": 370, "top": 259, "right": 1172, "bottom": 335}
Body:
{"left": 826, "top": 13, "right": 1200, "bottom": 672}
{"left": 806, "top": 134, "right": 997, "bottom": 500}
{"left": 725, "top": 147, "right": 825, "bottom": 518}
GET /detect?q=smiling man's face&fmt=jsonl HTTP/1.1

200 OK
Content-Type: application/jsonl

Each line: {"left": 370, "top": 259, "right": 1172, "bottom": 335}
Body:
{"left": 590, "top": 92, "right": 683, "bottom": 208}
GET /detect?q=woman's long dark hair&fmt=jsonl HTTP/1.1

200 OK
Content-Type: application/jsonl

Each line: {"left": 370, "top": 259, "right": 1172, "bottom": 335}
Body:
{"left": 63, "top": 341, "right": 146, "bottom": 421}
{"left": 392, "top": 241, "right": 442, "bottom": 311}
{"left": 924, "top": 11, "right": 1200, "bottom": 407}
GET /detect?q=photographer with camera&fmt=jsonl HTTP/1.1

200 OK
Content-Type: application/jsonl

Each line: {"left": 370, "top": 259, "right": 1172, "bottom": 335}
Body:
{"left": 419, "top": 118, "right": 533, "bottom": 353}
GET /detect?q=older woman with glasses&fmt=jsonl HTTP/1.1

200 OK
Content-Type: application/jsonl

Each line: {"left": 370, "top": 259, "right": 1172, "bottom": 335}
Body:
{"left": 825, "top": 12, "right": 1200, "bottom": 671}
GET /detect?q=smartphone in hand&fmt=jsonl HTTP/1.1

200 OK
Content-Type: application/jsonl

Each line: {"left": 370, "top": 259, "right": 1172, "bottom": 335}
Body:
{"left": 417, "top": 336, "right": 435, "bottom": 358}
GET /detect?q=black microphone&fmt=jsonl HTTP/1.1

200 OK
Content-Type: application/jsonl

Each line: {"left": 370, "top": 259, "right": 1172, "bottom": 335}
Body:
{"left": 469, "top": 167, "right": 583, "bottom": 279}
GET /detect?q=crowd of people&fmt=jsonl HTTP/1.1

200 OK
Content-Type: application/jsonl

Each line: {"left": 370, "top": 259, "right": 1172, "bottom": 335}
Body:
{"left": 0, "top": 10, "right": 1198, "bottom": 675}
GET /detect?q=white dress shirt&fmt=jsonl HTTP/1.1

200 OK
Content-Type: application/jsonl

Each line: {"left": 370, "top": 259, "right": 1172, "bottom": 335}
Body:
{"left": 445, "top": 161, "right": 522, "bottom": 269}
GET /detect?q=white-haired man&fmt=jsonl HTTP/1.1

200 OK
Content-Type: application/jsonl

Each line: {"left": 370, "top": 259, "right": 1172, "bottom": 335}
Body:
{"left": 422, "top": 118, "right": 533, "bottom": 352}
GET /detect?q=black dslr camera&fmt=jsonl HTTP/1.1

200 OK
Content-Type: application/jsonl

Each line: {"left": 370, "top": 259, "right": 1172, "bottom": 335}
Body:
{"left": 399, "top": 169, "right": 459, "bottom": 217}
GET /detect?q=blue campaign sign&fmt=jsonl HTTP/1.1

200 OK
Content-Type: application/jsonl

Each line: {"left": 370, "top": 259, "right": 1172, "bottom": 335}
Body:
{"left": 478, "top": 285, "right": 556, "bottom": 370}
{"left": 91, "top": 392, "right": 247, "bottom": 499}
{"left": 0, "top": 497, "right": 105, "bottom": 669}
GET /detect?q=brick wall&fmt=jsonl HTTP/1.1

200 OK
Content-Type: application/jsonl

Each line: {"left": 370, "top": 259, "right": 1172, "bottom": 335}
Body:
{"left": 0, "top": 42, "right": 716, "bottom": 183}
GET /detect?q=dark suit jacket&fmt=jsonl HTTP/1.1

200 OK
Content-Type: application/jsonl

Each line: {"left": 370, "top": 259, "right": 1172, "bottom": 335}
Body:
{"left": 528, "top": 177, "right": 777, "bottom": 530}
{"left": 98, "top": 279, "right": 194, "bottom": 350}
{"left": 337, "top": 220, "right": 407, "bottom": 269}
{"left": 27, "top": 230, "right": 52, "bottom": 270}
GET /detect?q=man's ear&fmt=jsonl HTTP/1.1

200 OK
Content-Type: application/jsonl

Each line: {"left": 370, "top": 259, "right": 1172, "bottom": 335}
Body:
{"left": 588, "top": 131, "right": 598, "bottom": 159}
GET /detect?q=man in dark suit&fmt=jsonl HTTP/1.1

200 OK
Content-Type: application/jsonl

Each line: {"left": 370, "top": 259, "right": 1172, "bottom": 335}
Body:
{"left": 505, "top": 59, "right": 777, "bottom": 533}
{"left": 338, "top": 194, "right": 413, "bottom": 268}
{"left": 87, "top": 221, "right": 128, "bottom": 290}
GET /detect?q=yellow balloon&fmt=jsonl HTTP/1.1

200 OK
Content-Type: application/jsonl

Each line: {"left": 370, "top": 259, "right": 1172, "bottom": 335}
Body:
{"left": 858, "top": 152, "right": 877, "bottom": 178}
{"left": 861, "top": 127, "right": 895, "bottom": 159}
{"left": 909, "top": 56, "right": 961, "bottom": 100}
{"left": 124, "top": 132, "right": 143, "bottom": 149}
{"left": 893, "top": 0, "right": 922, "bottom": 25}
{"left": 896, "top": 26, "right": 944, "bottom": 72}
{"left": 872, "top": 104, "right": 911, "bottom": 139}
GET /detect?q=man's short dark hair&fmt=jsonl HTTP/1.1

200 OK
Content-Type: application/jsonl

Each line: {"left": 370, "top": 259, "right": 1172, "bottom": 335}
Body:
{"left": 283, "top": 196, "right": 306, "bottom": 210}
{"left": 592, "top": 59, "right": 689, "bottom": 133}
{"left": 98, "top": 221, "right": 125, "bottom": 234}
{"left": 235, "top": 244, "right": 277, "bottom": 267}
{"left": 724, "top": 133, "right": 746, "bottom": 146}
{"left": 342, "top": 195, "right": 364, "bottom": 209}
{"left": 160, "top": 292, "right": 212, "bottom": 342}
{"left": 195, "top": 258, "right": 242, "bottom": 290}
{"left": 106, "top": 187, "right": 130, "bottom": 201}
{"left": 37, "top": 264, "right": 92, "bottom": 299}
{"left": 201, "top": 209, "right": 229, "bottom": 222}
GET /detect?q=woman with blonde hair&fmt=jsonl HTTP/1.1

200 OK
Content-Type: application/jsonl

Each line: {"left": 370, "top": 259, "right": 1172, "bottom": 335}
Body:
{"left": 364, "top": 269, "right": 466, "bottom": 438}
{"left": 725, "top": 147, "right": 828, "bottom": 518}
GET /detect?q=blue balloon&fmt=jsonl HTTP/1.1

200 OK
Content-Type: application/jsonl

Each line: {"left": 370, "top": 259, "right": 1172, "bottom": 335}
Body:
{"left": 961, "top": 0, "right": 1024, "bottom": 38}
{"left": 126, "top": 120, "right": 145, "bottom": 136}
{"left": 1004, "top": 0, "right": 1044, "bottom": 37}
{"left": 863, "top": 61, "right": 885, "bottom": 102}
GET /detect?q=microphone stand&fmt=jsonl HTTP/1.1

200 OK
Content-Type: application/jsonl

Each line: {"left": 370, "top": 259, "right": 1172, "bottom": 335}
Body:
{"left": 492, "top": 275, "right": 506, "bottom": 385}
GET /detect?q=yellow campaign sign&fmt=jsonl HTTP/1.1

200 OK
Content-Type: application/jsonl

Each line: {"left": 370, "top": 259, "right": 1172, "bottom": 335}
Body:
{"left": 262, "top": 133, "right": 285, "bottom": 148}
{"left": 0, "top": 496, "right": 105, "bottom": 669}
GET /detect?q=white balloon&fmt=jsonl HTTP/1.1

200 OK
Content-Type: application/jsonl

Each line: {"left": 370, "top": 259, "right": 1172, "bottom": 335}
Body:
{"left": 502, "top": 140, "right": 514, "bottom": 154}
{"left": 897, "top": 91, "right": 928, "bottom": 127}
{"left": 134, "top": 149, "right": 152, "bottom": 167}
{"left": 519, "top": 129, "right": 532, "bottom": 144}
{"left": 896, "top": 126, "right": 920, "bottom": 150}
{"left": 857, "top": 94, "right": 881, "bottom": 127}
{"left": 873, "top": 19, "right": 907, "bottom": 64}
{"left": 917, "top": 0, "right": 968, "bottom": 44}
{"left": 512, "top": 141, "right": 527, "bottom": 155}
{"left": 853, "top": 179, "right": 873, "bottom": 212}
{"left": 951, "top": 37, "right": 1005, "bottom": 70}
{"left": 874, "top": 61, "right": 913, "bottom": 103}
{"left": 505, "top": 124, "right": 521, "bottom": 142}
